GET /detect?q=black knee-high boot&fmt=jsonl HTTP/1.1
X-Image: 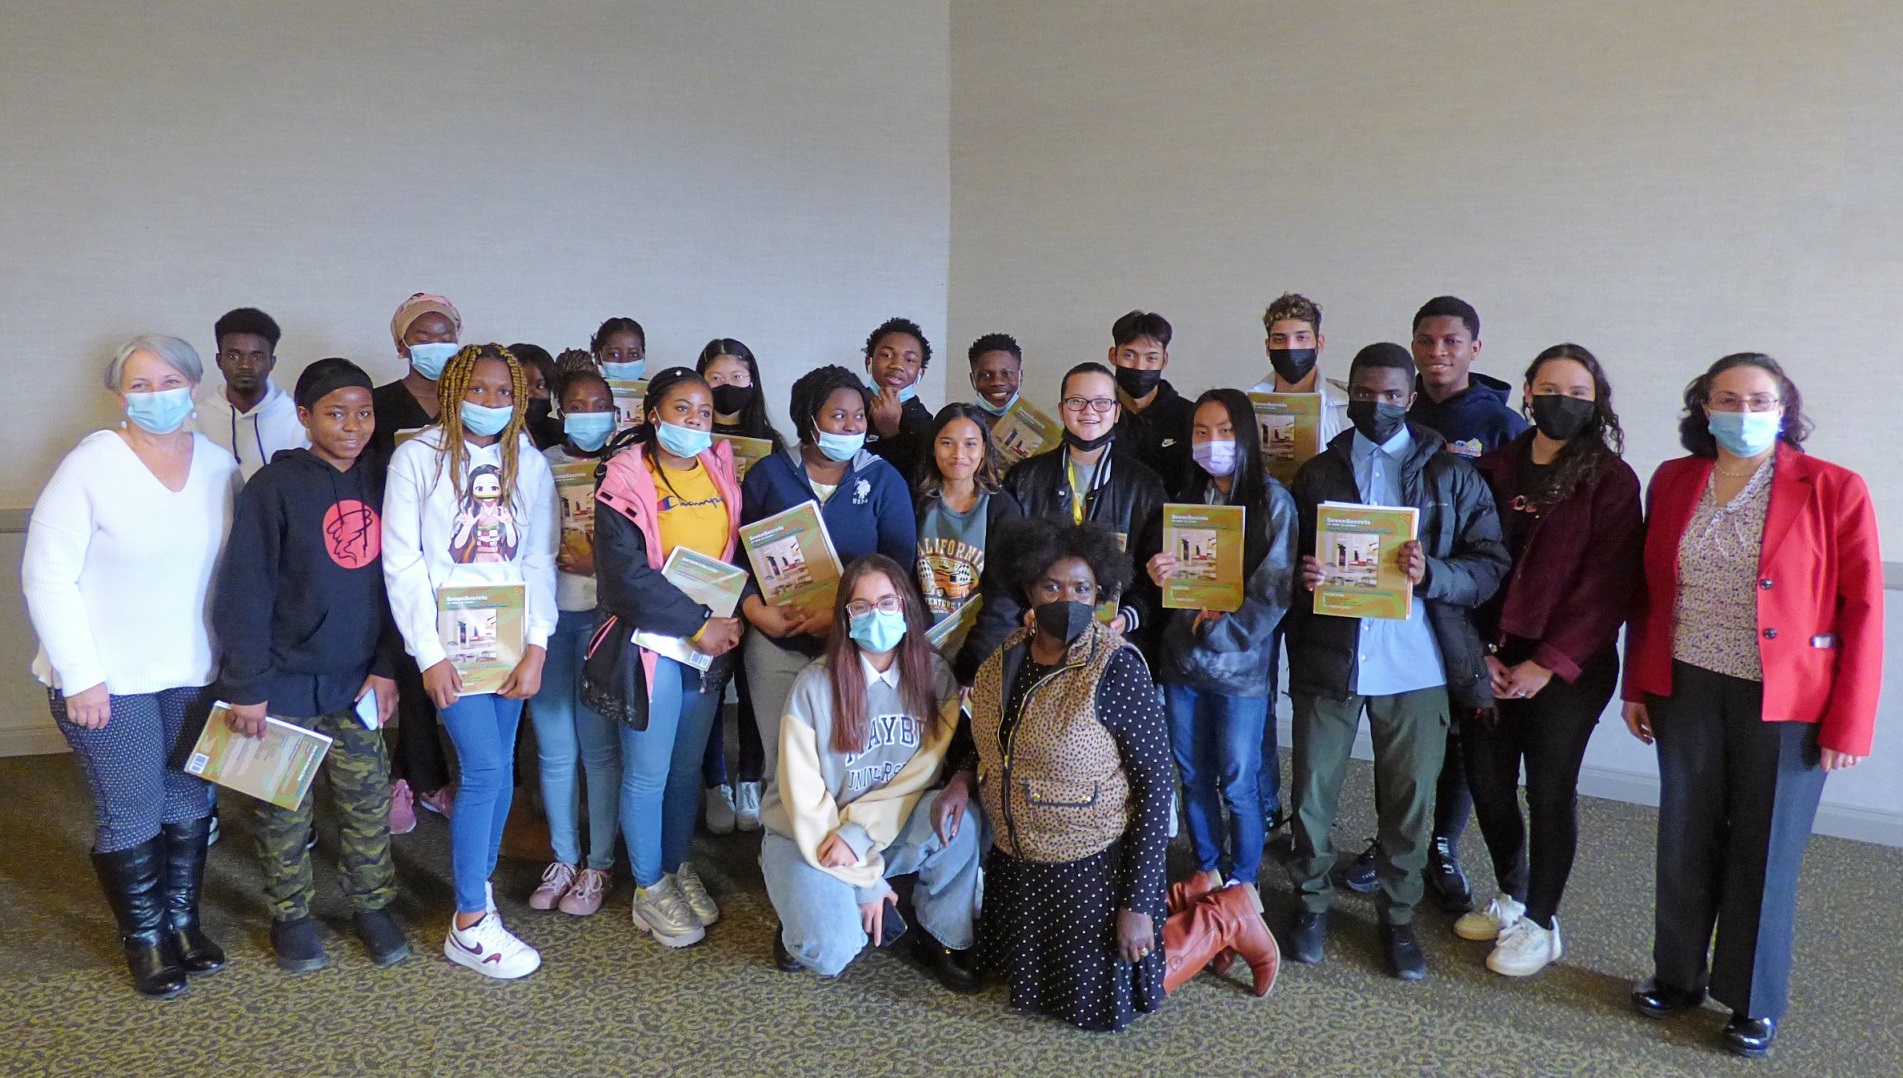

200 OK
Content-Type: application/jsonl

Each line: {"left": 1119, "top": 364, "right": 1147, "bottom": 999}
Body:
{"left": 91, "top": 838, "right": 190, "bottom": 998}
{"left": 159, "top": 816, "right": 227, "bottom": 973}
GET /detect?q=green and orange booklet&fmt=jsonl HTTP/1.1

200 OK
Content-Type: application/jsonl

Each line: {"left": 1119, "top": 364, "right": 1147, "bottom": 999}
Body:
{"left": 435, "top": 583, "right": 528, "bottom": 694}
{"left": 989, "top": 398, "right": 1063, "bottom": 468}
{"left": 550, "top": 460, "right": 597, "bottom": 568}
{"left": 714, "top": 434, "right": 774, "bottom": 482}
{"left": 608, "top": 378, "right": 648, "bottom": 430}
{"left": 184, "top": 704, "right": 333, "bottom": 810}
{"left": 739, "top": 501, "right": 844, "bottom": 620}
{"left": 1248, "top": 391, "right": 1324, "bottom": 486}
{"left": 1313, "top": 502, "right": 1418, "bottom": 620}
{"left": 1161, "top": 503, "right": 1246, "bottom": 612}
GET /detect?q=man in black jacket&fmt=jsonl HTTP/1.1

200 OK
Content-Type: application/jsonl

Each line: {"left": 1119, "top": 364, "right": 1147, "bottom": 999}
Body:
{"left": 1107, "top": 310, "right": 1195, "bottom": 498}
{"left": 1281, "top": 343, "right": 1509, "bottom": 981}
{"left": 863, "top": 316, "right": 936, "bottom": 481}
{"left": 1003, "top": 361, "right": 1166, "bottom": 654}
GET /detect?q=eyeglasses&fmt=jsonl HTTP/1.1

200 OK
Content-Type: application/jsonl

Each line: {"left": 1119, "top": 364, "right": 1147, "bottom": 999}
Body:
{"left": 845, "top": 596, "right": 905, "bottom": 618}
{"left": 1709, "top": 393, "right": 1781, "bottom": 412}
{"left": 1061, "top": 397, "right": 1117, "bottom": 414}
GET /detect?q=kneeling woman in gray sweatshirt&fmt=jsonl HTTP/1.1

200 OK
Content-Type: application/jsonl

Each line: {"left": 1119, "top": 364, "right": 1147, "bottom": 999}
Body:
{"left": 758, "top": 553, "right": 981, "bottom": 992}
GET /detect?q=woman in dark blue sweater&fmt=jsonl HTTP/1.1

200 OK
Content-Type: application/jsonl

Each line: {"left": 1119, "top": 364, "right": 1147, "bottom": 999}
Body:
{"left": 741, "top": 365, "right": 917, "bottom": 780}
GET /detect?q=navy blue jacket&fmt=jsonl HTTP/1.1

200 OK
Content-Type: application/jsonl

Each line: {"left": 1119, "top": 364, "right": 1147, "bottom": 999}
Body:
{"left": 1408, "top": 373, "right": 1528, "bottom": 460}
{"left": 742, "top": 446, "right": 918, "bottom": 654}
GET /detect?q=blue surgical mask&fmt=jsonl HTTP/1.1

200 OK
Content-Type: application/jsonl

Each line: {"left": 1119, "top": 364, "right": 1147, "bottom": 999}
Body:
{"left": 849, "top": 608, "right": 908, "bottom": 653}
{"left": 974, "top": 391, "right": 1018, "bottom": 417}
{"left": 1707, "top": 409, "right": 1780, "bottom": 458}
{"left": 602, "top": 360, "right": 646, "bottom": 381}
{"left": 654, "top": 419, "right": 712, "bottom": 458}
{"left": 460, "top": 400, "right": 514, "bottom": 437}
{"left": 124, "top": 387, "right": 195, "bottom": 435}
{"left": 814, "top": 428, "right": 866, "bottom": 462}
{"left": 897, "top": 384, "right": 918, "bottom": 403}
{"left": 407, "top": 341, "right": 458, "bottom": 380}
{"left": 563, "top": 411, "right": 616, "bottom": 452}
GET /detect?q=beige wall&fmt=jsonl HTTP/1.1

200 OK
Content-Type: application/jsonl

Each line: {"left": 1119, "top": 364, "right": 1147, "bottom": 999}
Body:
{"left": 0, "top": 0, "right": 950, "bottom": 749}
{"left": 950, "top": 0, "right": 1902, "bottom": 841}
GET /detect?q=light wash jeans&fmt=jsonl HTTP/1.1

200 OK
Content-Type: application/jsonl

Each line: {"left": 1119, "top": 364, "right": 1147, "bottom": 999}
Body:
{"left": 759, "top": 788, "right": 981, "bottom": 977}
{"left": 439, "top": 692, "right": 525, "bottom": 914}
{"left": 617, "top": 655, "right": 722, "bottom": 888}
{"left": 532, "top": 609, "right": 622, "bottom": 869}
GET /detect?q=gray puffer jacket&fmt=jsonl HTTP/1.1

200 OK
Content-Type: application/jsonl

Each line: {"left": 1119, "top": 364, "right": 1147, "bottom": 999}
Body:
{"left": 1153, "top": 476, "right": 1299, "bottom": 697}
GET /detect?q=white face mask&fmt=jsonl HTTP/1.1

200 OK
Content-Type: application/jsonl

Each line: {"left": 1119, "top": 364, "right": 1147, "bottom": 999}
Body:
{"left": 1193, "top": 438, "right": 1237, "bottom": 477}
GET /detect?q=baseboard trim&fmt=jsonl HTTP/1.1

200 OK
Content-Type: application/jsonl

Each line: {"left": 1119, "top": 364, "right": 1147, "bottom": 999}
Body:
{"left": 1276, "top": 717, "right": 1903, "bottom": 849}
{"left": 0, "top": 726, "right": 68, "bottom": 757}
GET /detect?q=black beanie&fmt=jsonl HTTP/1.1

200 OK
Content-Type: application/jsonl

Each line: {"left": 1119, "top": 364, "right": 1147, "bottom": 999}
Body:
{"left": 294, "top": 357, "right": 374, "bottom": 410}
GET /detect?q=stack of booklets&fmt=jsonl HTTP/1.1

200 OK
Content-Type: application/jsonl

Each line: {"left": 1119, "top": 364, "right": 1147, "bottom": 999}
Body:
{"left": 184, "top": 703, "right": 332, "bottom": 810}
{"left": 1312, "top": 502, "right": 1419, "bottom": 620}
{"left": 550, "top": 460, "right": 597, "bottom": 568}
{"left": 631, "top": 547, "right": 749, "bottom": 671}
{"left": 435, "top": 583, "right": 528, "bottom": 693}
{"left": 1161, "top": 503, "right": 1246, "bottom": 612}
{"left": 739, "top": 501, "right": 844, "bottom": 619}
{"left": 1248, "top": 391, "right": 1324, "bottom": 485}
{"left": 714, "top": 433, "right": 774, "bottom": 481}
{"left": 988, "top": 398, "right": 1063, "bottom": 468}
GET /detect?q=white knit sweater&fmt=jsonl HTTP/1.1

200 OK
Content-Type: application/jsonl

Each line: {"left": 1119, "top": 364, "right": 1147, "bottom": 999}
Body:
{"left": 22, "top": 430, "right": 239, "bottom": 695}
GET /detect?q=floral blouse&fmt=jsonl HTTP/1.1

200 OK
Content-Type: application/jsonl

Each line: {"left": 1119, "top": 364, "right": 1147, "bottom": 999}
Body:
{"left": 1671, "top": 457, "right": 1773, "bottom": 681}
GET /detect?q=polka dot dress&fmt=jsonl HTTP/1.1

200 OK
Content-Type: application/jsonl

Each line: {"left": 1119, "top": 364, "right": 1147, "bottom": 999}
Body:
{"left": 979, "top": 648, "right": 1172, "bottom": 1033}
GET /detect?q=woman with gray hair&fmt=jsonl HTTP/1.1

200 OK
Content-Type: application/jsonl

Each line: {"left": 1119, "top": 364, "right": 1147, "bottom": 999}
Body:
{"left": 21, "top": 334, "right": 241, "bottom": 998}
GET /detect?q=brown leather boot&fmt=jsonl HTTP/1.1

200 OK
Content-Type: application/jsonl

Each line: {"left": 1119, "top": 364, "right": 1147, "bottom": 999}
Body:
{"left": 1163, "top": 885, "right": 1280, "bottom": 997}
{"left": 1166, "top": 871, "right": 1234, "bottom": 975}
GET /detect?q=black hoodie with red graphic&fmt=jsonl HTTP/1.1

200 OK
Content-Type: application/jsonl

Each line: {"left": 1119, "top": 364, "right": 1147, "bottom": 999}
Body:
{"left": 214, "top": 447, "right": 401, "bottom": 718}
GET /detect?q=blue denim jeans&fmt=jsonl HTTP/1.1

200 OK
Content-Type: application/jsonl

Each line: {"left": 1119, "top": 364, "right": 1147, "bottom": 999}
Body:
{"left": 618, "top": 656, "right": 721, "bottom": 888}
{"left": 439, "top": 692, "right": 525, "bottom": 914}
{"left": 759, "top": 788, "right": 981, "bottom": 977}
{"left": 1167, "top": 684, "right": 1271, "bottom": 884}
{"left": 532, "top": 609, "right": 622, "bottom": 869}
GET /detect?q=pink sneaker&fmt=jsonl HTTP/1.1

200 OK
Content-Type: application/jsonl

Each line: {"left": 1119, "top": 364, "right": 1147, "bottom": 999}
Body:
{"left": 558, "top": 868, "right": 609, "bottom": 916}
{"left": 529, "top": 862, "right": 578, "bottom": 911}
{"left": 418, "top": 785, "right": 456, "bottom": 819}
{"left": 388, "top": 780, "right": 417, "bottom": 835}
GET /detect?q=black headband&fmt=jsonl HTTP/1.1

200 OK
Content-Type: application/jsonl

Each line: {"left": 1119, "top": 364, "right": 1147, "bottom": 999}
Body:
{"left": 294, "top": 357, "right": 374, "bottom": 410}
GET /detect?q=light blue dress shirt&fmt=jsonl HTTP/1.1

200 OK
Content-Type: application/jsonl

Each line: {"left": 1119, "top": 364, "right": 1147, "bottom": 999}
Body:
{"left": 1348, "top": 426, "right": 1446, "bottom": 696}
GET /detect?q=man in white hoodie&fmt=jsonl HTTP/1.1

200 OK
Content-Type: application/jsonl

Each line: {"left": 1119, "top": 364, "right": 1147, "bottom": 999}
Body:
{"left": 198, "top": 307, "right": 307, "bottom": 480}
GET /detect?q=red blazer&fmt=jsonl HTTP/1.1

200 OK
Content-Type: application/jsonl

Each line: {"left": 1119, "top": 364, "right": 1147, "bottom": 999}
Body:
{"left": 1622, "top": 445, "right": 1884, "bottom": 755}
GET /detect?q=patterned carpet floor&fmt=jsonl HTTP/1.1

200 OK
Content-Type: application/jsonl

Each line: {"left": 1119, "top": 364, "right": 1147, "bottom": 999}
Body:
{"left": 0, "top": 749, "right": 1897, "bottom": 1077}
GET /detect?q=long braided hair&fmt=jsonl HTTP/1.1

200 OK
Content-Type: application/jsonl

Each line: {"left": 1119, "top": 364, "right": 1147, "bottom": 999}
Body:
{"left": 433, "top": 343, "right": 530, "bottom": 508}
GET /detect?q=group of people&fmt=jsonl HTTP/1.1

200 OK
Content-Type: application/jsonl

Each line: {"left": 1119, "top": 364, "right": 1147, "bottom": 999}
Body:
{"left": 21, "top": 289, "right": 1880, "bottom": 1058}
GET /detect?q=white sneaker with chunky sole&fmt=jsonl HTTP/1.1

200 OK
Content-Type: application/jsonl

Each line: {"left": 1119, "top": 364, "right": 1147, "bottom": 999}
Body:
{"left": 631, "top": 877, "right": 707, "bottom": 948}
{"left": 443, "top": 911, "right": 541, "bottom": 979}
{"left": 1455, "top": 891, "right": 1526, "bottom": 941}
{"left": 1487, "top": 917, "right": 1562, "bottom": 977}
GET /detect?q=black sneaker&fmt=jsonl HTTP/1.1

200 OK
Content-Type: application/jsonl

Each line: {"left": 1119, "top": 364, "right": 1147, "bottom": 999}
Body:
{"left": 1289, "top": 910, "right": 1327, "bottom": 965}
{"left": 353, "top": 907, "right": 411, "bottom": 967}
{"left": 270, "top": 915, "right": 329, "bottom": 973}
{"left": 1339, "top": 839, "right": 1379, "bottom": 893}
{"left": 1264, "top": 810, "right": 1296, "bottom": 862}
{"left": 1426, "top": 836, "right": 1474, "bottom": 913}
{"left": 771, "top": 924, "right": 806, "bottom": 973}
{"left": 1381, "top": 922, "right": 1427, "bottom": 981}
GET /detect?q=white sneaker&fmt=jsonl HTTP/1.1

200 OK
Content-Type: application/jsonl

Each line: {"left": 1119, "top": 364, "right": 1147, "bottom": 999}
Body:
{"left": 674, "top": 863, "right": 721, "bottom": 927}
{"left": 630, "top": 877, "right": 706, "bottom": 948}
{"left": 1487, "top": 917, "right": 1562, "bottom": 977}
{"left": 705, "top": 785, "right": 737, "bottom": 835}
{"left": 443, "top": 911, "right": 541, "bottom": 979}
{"left": 1454, "top": 891, "right": 1526, "bottom": 941}
{"left": 734, "top": 782, "right": 762, "bottom": 832}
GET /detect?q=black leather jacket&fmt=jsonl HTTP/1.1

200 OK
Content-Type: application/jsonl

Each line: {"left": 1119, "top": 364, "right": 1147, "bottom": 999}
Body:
{"left": 1285, "top": 424, "right": 1510, "bottom": 709}
{"left": 1002, "top": 444, "right": 1166, "bottom": 652}
{"left": 1153, "top": 477, "right": 1300, "bottom": 697}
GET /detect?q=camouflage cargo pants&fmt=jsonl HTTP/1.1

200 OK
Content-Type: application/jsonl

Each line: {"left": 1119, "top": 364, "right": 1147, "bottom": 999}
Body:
{"left": 253, "top": 706, "right": 397, "bottom": 921}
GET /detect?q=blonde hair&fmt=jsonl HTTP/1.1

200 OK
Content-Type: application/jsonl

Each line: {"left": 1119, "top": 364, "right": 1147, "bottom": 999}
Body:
{"left": 432, "top": 343, "right": 530, "bottom": 507}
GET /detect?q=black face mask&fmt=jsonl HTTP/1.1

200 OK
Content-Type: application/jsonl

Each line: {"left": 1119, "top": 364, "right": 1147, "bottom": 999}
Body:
{"left": 1529, "top": 394, "right": 1596, "bottom": 443}
{"left": 711, "top": 383, "right": 751, "bottom": 416}
{"left": 527, "top": 398, "right": 553, "bottom": 425}
{"left": 1347, "top": 400, "right": 1408, "bottom": 444}
{"left": 1114, "top": 366, "right": 1162, "bottom": 399}
{"left": 1033, "top": 599, "right": 1095, "bottom": 645}
{"left": 1062, "top": 427, "right": 1116, "bottom": 452}
{"left": 1269, "top": 348, "right": 1317, "bottom": 385}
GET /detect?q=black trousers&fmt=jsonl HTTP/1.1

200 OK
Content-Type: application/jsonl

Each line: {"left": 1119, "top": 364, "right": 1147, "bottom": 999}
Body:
{"left": 1463, "top": 651, "right": 1617, "bottom": 926}
{"left": 1650, "top": 661, "right": 1827, "bottom": 1021}
{"left": 390, "top": 654, "right": 451, "bottom": 796}
{"left": 1434, "top": 724, "right": 1472, "bottom": 844}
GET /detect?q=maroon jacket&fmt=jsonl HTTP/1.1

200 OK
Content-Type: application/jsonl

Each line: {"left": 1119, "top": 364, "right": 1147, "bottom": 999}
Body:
{"left": 1474, "top": 432, "right": 1644, "bottom": 682}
